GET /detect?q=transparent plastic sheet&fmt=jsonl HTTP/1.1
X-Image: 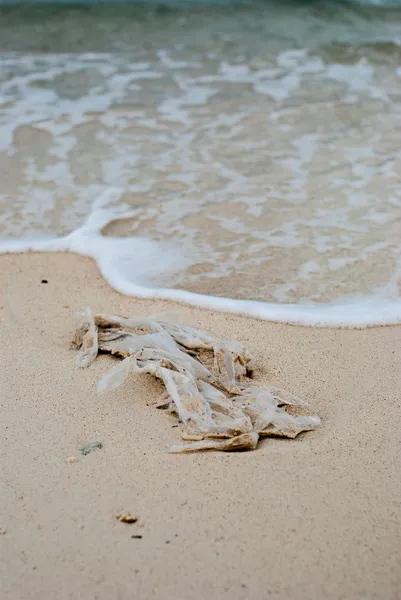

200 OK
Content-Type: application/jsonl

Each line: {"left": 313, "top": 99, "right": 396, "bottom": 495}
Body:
{"left": 74, "top": 308, "right": 99, "bottom": 368}
{"left": 169, "top": 432, "right": 260, "bottom": 454}
{"left": 74, "top": 309, "right": 321, "bottom": 452}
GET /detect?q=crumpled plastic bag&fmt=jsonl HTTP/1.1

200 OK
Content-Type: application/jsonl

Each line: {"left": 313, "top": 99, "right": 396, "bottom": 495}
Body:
{"left": 73, "top": 309, "right": 321, "bottom": 452}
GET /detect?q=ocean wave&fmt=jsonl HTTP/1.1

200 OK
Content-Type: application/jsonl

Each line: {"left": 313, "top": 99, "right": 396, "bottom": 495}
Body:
{"left": 0, "top": 5, "right": 400, "bottom": 327}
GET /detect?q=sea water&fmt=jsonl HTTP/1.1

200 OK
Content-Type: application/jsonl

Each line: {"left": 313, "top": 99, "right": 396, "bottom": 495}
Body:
{"left": 0, "top": 0, "right": 401, "bottom": 326}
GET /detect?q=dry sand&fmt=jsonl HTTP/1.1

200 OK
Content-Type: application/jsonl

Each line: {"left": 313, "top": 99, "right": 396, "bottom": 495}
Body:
{"left": 0, "top": 253, "right": 400, "bottom": 600}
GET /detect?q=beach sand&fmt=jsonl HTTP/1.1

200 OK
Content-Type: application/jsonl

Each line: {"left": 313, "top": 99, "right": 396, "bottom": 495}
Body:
{"left": 0, "top": 252, "right": 400, "bottom": 600}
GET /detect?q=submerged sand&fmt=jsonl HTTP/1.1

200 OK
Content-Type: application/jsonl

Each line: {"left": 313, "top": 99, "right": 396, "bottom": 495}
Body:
{"left": 0, "top": 253, "right": 400, "bottom": 600}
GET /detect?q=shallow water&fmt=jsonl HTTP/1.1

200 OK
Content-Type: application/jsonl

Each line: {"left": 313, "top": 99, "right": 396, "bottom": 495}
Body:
{"left": 0, "top": 2, "right": 400, "bottom": 324}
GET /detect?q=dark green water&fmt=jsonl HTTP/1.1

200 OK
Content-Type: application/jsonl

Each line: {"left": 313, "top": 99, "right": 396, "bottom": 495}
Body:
{"left": 0, "top": 1, "right": 401, "bottom": 53}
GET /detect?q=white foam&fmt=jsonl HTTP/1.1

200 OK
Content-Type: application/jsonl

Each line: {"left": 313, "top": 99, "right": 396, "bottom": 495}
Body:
{"left": 1, "top": 188, "right": 400, "bottom": 329}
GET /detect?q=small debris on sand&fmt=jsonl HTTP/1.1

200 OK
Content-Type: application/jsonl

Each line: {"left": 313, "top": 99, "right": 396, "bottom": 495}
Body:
{"left": 0, "top": 528, "right": 6, "bottom": 535}
{"left": 41, "top": 279, "right": 48, "bottom": 284}
{"left": 131, "top": 535, "right": 143, "bottom": 539}
{"left": 79, "top": 442, "right": 103, "bottom": 456}
{"left": 116, "top": 513, "right": 138, "bottom": 523}
{"left": 66, "top": 456, "right": 79, "bottom": 464}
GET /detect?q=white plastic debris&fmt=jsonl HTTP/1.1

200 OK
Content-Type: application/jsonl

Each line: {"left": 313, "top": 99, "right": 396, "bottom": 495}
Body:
{"left": 73, "top": 309, "right": 321, "bottom": 452}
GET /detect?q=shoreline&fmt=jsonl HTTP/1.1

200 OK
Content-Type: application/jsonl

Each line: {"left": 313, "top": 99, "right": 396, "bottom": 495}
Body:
{"left": 1, "top": 252, "right": 400, "bottom": 600}
{"left": 1, "top": 246, "right": 400, "bottom": 328}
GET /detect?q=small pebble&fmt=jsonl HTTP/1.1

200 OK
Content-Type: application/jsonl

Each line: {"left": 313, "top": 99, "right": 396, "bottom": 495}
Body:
{"left": 79, "top": 442, "right": 103, "bottom": 456}
{"left": 41, "top": 279, "right": 48, "bottom": 284}
{"left": 116, "top": 513, "right": 137, "bottom": 523}
{"left": 66, "top": 456, "right": 78, "bottom": 464}
{"left": 131, "top": 535, "right": 143, "bottom": 539}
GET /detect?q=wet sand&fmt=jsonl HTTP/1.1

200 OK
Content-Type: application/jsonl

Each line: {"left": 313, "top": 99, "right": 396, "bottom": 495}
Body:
{"left": 0, "top": 252, "right": 400, "bottom": 600}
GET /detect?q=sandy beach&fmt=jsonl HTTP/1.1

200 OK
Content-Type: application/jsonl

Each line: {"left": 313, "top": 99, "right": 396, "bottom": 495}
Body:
{"left": 0, "top": 252, "right": 400, "bottom": 599}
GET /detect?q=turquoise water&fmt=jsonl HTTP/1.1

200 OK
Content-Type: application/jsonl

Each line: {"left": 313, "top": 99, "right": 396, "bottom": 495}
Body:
{"left": 0, "top": 1, "right": 401, "bottom": 52}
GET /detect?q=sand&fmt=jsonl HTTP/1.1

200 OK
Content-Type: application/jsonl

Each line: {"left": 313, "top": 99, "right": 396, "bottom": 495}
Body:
{"left": 0, "top": 252, "right": 400, "bottom": 600}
